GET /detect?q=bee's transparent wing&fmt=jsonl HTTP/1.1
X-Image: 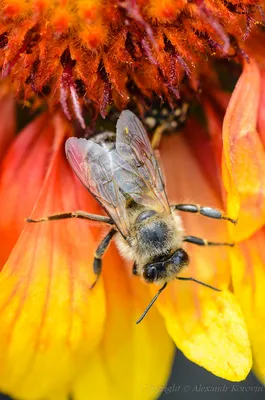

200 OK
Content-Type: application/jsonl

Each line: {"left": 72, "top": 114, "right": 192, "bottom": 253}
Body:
{"left": 65, "top": 137, "right": 130, "bottom": 237}
{"left": 114, "top": 110, "right": 170, "bottom": 212}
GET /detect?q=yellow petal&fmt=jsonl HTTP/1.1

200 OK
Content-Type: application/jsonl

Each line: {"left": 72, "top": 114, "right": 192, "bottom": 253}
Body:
{"left": 155, "top": 134, "right": 252, "bottom": 381}
{"left": 157, "top": 287, "right": 251, "bottom": 381}
{"left": 73, "top": 245, "right": 175, "bottom": 400}
{"left": 230, "top": 229, "right": 265, "bottom": 384}
{"left": 222, "top": 59, "right": 265, "bottom": 241}
{"left": 0, "top": 115, "right": 106, "bottom": 399}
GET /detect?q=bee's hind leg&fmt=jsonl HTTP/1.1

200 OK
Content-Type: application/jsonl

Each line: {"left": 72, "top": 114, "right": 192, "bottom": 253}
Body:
{"left": 183, "top": 236, "right": 234, "bottom": 247}
{"left": 27, "top": 211, "right": 114, "bottom": 225}
{"left": 172, "top": 204, "right": 237, "bottom": 224}
{"left": 90, "top": 228, "right": 117, "bottom": 289}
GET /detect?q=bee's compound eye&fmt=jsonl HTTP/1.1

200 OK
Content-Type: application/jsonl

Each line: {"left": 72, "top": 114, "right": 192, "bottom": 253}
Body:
{"left": 143, "top": 265, "right": 158, "bottom": 282}
{"left": 171, "top": 248, "right": 189, "bottom": 266}
{"left": 135, "top": 209, "right": 156, "bottom": 223}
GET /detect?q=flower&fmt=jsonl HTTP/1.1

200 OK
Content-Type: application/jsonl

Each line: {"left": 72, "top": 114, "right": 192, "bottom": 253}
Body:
{"left": 0, "top": 1, "right": 265, "bottom": 399}
{"left": 0, "top": 0, "right": 263, "bottom": 121}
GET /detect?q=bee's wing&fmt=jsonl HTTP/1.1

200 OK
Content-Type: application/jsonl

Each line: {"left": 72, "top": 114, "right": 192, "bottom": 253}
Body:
{"left": 65, "top": 137, "right": 130, "bottom": 237}
{"left": 114, "top": 110, "right": 170, "bottom": 212}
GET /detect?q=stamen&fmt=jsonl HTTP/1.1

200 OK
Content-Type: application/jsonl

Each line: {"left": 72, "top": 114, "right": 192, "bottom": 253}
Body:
{"left": 60, "top": 81, "right": 71, "bottom": 121}
{"left": 70, "top": 85, "right": 86, "bottom": 129}
{"left": 98, "top": 61, "right": 112, "bottom": 118}
{"left": 120, "top": 0, "right": 158, "bottom": 50}
{"left": 197, "top": 2, "right": 230, "bottom": 54}
{"left": 59, "top": 49, "right": 85, "bottom": 128}
{"left": 2, "top": 27, "right": 40, "bottom": 77}
{"left": 141, "top": 38, "right": 158, "bottom": 66}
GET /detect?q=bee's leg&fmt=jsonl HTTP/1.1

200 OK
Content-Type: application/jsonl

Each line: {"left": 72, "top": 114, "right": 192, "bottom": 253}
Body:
{"left": 183, "top": 235, "right": 234, "bottom": 247}
{"left": 172, "top": 204, "right": 237, "bottom": 224}
{"left": 27, "top": 211, "right": 113, "bottom": 225}
{"left": 90, "top": 228, "right": 117, "bottom": 289}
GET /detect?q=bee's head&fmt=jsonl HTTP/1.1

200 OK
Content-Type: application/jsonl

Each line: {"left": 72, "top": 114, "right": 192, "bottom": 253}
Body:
{"left": 142, "top": 248, "right": 189, "bottom": 283}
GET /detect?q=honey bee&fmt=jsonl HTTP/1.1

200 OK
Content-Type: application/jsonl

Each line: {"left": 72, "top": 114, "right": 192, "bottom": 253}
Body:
{"left": 28, "top": 110, "right": 235, "bottom": 323}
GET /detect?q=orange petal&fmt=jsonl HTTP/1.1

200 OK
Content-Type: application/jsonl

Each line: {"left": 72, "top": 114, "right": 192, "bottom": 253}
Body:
{"left": 0, "top": 88, "right": 16, "bottom": 160}
{"left": 230, "top": 228, "right": 265, "bottom": 384}
{"left": 257, "top": 67, "right": 265, "bottom": 145}
{"left": 160, "top": 134, "right": 231, "bottom": 287}
{"left": 153, "top": 134, "right": 252, "bottom": 380}
{"left": 203, "top": 89, "right": 230, "bottom": 168}
{"left": 184, "top": 117, "right": 222, "bottom": 198}
{"left": 0, "top": 115, "right": 106, "bottom": 399}
{"left": 73, "top": 244, "right": 174, "bottom": 400}
{"left": 222, "top": 58, "right": 265, "bottom": 241}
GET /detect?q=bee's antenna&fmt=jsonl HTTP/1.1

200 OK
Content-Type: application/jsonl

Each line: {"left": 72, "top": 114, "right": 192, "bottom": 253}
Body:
{"left": 136, "top": 278, "right": 220, "bottom": 324}
{"left": 176, "top": 276, "right": 221, "bottom": 291}
{"left": 136, "top": 283, "right": 168, "bottom": 324}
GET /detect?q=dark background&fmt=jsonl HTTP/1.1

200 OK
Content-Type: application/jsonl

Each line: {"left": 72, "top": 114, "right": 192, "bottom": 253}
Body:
{"left": 0, "top": 350, "right": 264, "bottom": 400}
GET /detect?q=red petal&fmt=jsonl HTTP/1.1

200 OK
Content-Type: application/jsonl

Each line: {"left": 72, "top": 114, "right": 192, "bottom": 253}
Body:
{"left": 0, "top": 113, "right": 54, "bottom": 267}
